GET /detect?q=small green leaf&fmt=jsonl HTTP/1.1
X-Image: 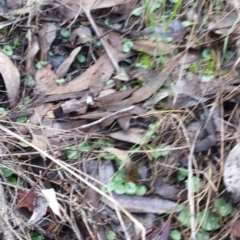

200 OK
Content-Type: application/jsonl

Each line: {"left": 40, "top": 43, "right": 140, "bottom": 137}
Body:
{"left": 6, "top": 176, "right": 17, "bottom": 185}
{"left": 78, "top": 142, "right": 91, "bottom": 151}
{"left": 197, "top": 210, "right": 220, "bottom": 231}
{"left": 125, "top": 182, "right": 137, "bottom": 195}
{"left": 214, "top": 198, "right": 232, "bottom": 217}
{"left": 105, "top": 230, "right": 116, "bottom": 240}
{"left": 66, "top": 149, "right": 81, "bottom": 160}
{"left": 114, "top": 184, "right": 126, "bottom": 194}
{"left": 0, "top": 167, "right": 13, "bottom": 178}
{"left": 26, "top": 75, "right": 35, "bottom": 88}
{"left": 136, "top": 185, "right": 147, "bottom": 196}
{"left": 132, "top": 7, "right": 143, "bottom": 16}
{"left": 202, "top": 49, "right": 212, "bottom": 60}
{"left": 3, "top": 45, "right": 13, "bottom": 57}
{"left": 60, "top": 28, "right": 70, "bottom": 38}
{"left": 113, "top": 171, "right": 125, "bottom": 184}
{"left": 100, "top": 152, "right": 116, "bottom": 160}
{"left": 17, "top": 116, "right": 28, "bottom": 123}
{"left": 178, "top": 209, "right": 191, "bottom": 227}
{"left": 177, "top": 168, "right": 188, "bottom": 181}
{"left": 170, "top": 230, "right": 181, "bottom": 240}
{"left": 30, "top": 231, "right": 43, "bottom": 240}
{"left": 185, "top": 176, "right": 202, "bottom": 193}
{"left": 13, "top": 38, "right": 20, "bottom": 48}
{"left": 106, "top": 79, "right": 115, "bottom": 85}
{"left": 196, "top": 230, "right": 210, "bottom": 240}
{"left": 35, "top": 61, "right": 48, "bottom": 69}
{"left": 0, "top": 107, "right": 8, "bottom": 115}
{"left": 104, "top": 18, "right": 112, "bottom": 27}
{"left": 122, "top": 40, "right": 133, "bottom": 53}
{"left": 56, "top": 78, "right": 65, "bottom": 85}
{"left": 77, "top": 54, "right": 86, "bottom": 63}
{"left": 107, "top": 181, "right": 117, "bottom": 191}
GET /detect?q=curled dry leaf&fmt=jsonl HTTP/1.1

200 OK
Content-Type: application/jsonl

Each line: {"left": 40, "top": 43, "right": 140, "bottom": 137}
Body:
{"left": 28, "top": 195, "right": 48, "bottom": 225}
{"left": 223, "top": 144, "right": 240, "bottom": 203}
{"left": 0, "top": 51, "right": 20, "bottom": 108}
{"left": 56, "top": 46, "right": 81, "bottom": 78}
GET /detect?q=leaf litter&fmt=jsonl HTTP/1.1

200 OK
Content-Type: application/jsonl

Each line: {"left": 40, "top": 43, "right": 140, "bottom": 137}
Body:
{"left": 1, "top": 0, "right": 240, "bottom": 239}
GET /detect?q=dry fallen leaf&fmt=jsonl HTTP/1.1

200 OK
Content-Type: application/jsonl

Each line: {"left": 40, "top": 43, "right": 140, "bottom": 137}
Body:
{"left": 39, "top": 22, "right": 57, "bottom": 61}
{"left": 56, "top": 47, "right": 81, "bottom": 78}
{"left": 0, "top": 51, "right": 20, "bottom": 108}
{"left": 223, "top": 143, "right": 240, "bottom": 203}
{"left": 35, "top": 64, "right": 58, "bottom": 93}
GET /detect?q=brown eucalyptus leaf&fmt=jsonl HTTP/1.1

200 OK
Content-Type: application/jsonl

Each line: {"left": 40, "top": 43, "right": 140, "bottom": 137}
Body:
{"left": 35, "top": 64, "right": 58, "bottom": 93}
{"left": 109, "top": 128, "right": 146, "bottom": 144}
{"left": 223, "top": 144, "right": 240, "bottom": 203}
{"left": 70, "top": 26, "right": 92, "bottom": 45}
{"left": 56, "top": 46, "right": 81, "bottom": 78}
{"left": 0, "top": 51, "right": 20, "bottom": 108}
{"left": 39, "top": 22, "right": 57, "bottom": 61}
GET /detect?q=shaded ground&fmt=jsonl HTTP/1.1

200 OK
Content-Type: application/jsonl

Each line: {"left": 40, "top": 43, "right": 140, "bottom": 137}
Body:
{"left": 0, "top": 0, "right": 240, "bottom": 239}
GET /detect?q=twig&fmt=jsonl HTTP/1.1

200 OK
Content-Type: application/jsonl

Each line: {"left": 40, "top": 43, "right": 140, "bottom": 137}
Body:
{"left": 75, "top": 106, "right": 134, "bottom": 130}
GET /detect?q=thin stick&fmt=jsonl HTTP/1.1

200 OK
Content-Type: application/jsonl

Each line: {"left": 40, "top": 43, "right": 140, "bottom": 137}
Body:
{"left": 75, "top": 106, "right": 134, "bottom": 130}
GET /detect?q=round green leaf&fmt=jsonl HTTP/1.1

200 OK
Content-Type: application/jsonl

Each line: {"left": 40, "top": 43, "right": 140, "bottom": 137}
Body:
{"left": 122, "top": 40, "right": 133, "bottom": 53}
{"left": 125, "top": 182, "right": 137, "bottom": 195}
{"left": 0, "top": 107, "right": 8, "bottom": 115}
{"left": 113, "top": 171, "right": 125, "bottom": 184}
{"left": 107, "top": 181, "right": 117, "bottom": 191}
{"left": 35, "top": 61, "right": 48, "bottom": 69}
{"left": 114, "top": 184, "right": 126, "bottom": 195}
{"left": 0, "top": 167, "right": 13, "bottom": 178}
{"left": 177, "top": 168, "right": 188, "bottom": 181}
{"left": 197, "top": 210, "right": 220, "bottom": 231}
{"left": 105, "top": 230, "right": 116, "bottom": 240}
{"left": 56, "top": 78, "right": 65, "bottom": 85}
{"left": 136, "top": 185, "right": 147, "bottom": 196}
{"left": 214, "top": 198, "right": 232, "bottom": 217}
{"left": 26, "top": 75, "right": 35, "bottom": 88}
{"left": 178, "top": 209, "right": 191, "bottom": 227}
{"left": 202, "top": 49, "right": 212, "bottom": 60}
{"left": 77, "top": 54, "right": 86, "bottom": 63}
{"left": 66, "top": 149, "right": 81, "bottom": 160}
{"left": 17, "top": 116, "right": 28, "bottom": 123}
{"left": 170, "top": 230, "right": 181, "bottom": 240}
{"left": 60, "top": 28, "right": 70, "bottom": 38}
{"left": 3, "top": 45, "right": 13, "bottom": 57}
{"left": 196, "top": 230, "right": 210, "bottom": 240}
{"left": 185, "top": 176, "right": 202, "bottom": 193}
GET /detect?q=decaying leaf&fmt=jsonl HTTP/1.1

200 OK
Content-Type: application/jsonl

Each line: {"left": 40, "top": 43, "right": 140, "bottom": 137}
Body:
{"left": 70, "top": 26, "right": 92, "bottom": 45}
{"left": 223, "top": 143, "right": 240, "bottom": 203}
{"left": 31, "top": 134, "right": 48, "bottom": 152}
{"left": 0, "top": 51, "right": 20, "bottom": 108}
{"left": 104, "top": 147, "right": 130, "bottom": 162}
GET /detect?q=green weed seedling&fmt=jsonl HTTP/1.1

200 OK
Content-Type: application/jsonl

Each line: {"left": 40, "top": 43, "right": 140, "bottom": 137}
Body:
{"left": 122, "top": 39, "right": 133, "bottom": 53}
{"left": 30, "top": 231, "right": 42, "bottom": 240}
{"left": 175, "top": 197, "right": 234, "bottom": 239}
{"left": 105, "top": 230, "right": 116, "bottom": 240}
{"left": 66, "top": 141, "right": 91, "bottom": 160}
{"left": 0, "top": 167, "right": 23, "bottom": 186}
{"left": 60, "top": 27, "right": 70, "bottom": 38}
{"left": 106, "top": 170, "right": 147, "bottom": 196}
{"left": 3, "top": 45, "right": 13, "bottom": 57}
{"left": 35, "top": 61, "right": 48, "bottom": 69}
